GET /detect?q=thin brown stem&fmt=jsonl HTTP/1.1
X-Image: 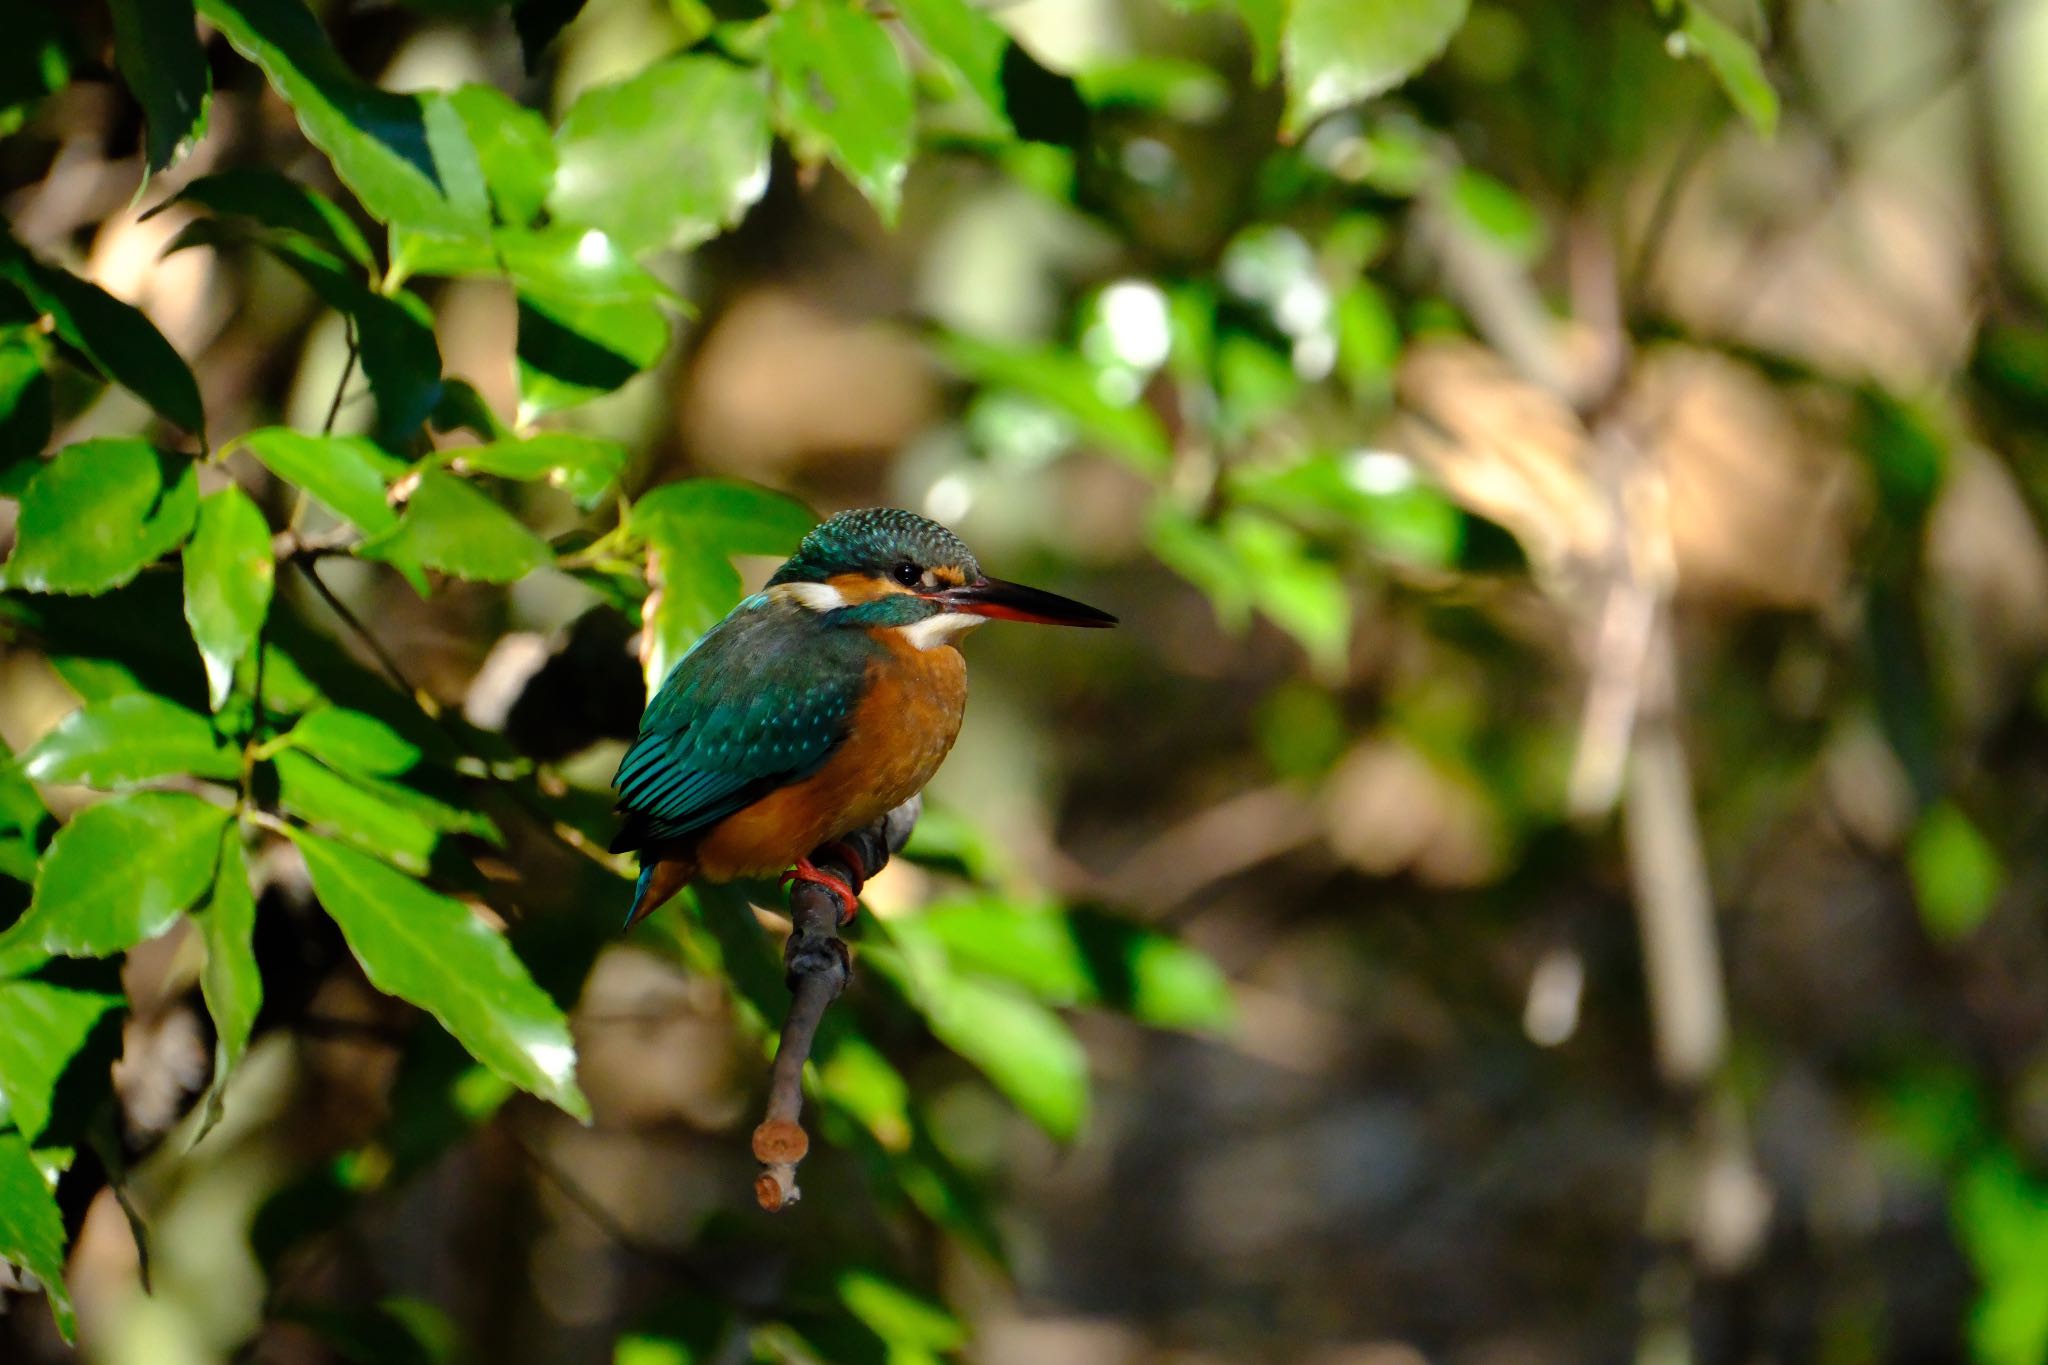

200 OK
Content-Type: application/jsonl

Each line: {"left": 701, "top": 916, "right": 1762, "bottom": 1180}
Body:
{"left": 752, "top": 797, "right": 922, "bottom": 1210}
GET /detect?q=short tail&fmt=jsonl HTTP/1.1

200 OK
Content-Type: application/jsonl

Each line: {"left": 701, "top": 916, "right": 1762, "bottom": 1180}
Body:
{"left": 623, "top": 856, "right": 693, "bottom": 930}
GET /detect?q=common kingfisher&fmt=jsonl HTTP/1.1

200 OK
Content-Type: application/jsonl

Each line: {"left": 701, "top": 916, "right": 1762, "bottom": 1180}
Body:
{"left": 611, "top": 507, "right": 1116, "bottom": 928}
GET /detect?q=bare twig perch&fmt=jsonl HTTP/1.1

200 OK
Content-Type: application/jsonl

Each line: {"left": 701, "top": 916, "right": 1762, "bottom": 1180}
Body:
{"left": 752, "top": 795, "right": 922, "bottom": 1211}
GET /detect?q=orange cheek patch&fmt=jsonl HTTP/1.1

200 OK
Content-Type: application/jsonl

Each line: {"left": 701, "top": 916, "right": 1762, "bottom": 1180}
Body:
{"left": 826, "top": 572, "right": 908, "bottom": 604}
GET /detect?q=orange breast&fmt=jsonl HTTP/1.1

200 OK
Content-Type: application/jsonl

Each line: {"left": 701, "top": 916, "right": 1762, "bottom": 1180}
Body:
{"left": 693, "top": 631, "right": 966, "bottom": 879}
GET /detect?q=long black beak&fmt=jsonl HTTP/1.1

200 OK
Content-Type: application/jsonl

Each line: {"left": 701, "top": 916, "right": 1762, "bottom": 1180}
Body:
{"left": 935, "top": 576, "right": 1117, "bottom": 627}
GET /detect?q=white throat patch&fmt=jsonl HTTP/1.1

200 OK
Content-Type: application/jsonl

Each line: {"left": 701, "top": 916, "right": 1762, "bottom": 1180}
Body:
{"left": 770, "top": 581, "right": 847, "bottom": 613}
{"left": 897, "top": 612, "right": 984, "bottom": 650}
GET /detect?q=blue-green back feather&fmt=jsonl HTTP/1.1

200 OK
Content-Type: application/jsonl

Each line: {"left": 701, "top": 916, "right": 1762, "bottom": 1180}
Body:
{"left": 610, "top": 594, "right": 875, "bottom": 852}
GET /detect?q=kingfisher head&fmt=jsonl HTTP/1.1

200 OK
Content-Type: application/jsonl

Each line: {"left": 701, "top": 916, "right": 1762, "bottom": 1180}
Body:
{"left": 765, "top": 508, "right": 1116, "bottom": 647}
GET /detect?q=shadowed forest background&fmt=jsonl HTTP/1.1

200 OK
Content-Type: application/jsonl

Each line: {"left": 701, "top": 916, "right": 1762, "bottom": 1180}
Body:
{"left": 4, "top": 0, "right": 2048, "bottom": 1360}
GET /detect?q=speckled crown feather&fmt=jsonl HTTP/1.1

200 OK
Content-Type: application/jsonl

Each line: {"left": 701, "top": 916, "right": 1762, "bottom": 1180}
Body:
{"left": 767, "top": 508, "right": 981, "bottom": 585}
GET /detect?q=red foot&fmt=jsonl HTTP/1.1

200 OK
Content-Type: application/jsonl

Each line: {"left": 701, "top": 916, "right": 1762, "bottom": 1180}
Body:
{"left": 781, "top": 855, "right": 860, "bottom": 925}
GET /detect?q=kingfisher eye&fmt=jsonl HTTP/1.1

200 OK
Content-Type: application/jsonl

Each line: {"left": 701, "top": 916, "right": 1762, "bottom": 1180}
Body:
{"left": 892, "top": 561, "right": 922, "bottom": 587}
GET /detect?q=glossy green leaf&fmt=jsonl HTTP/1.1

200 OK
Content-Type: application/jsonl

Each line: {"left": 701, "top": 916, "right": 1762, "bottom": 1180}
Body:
{"left": 236, "top": 428, "right": 401, "bottom": 536}
{"left": 0, "top": 792, "right": 227, "bottom": 964}
{"left": 892, "top": 0, "right": 1010, "bottom": 128}
{"left": 914, "top": 971, "right": 1088, "bottom": 1139}
{"left": 549, "top": 56, "right": 772, "bottom": 255}
{"left": 939, "top": 334, "right": 1171, "bottom": 471}
{"left": 448, "top": 85, "right": 555, "bottom": 227}
{"left": 274, "top": 749, "right": 441, "bottom": 872}
{"left": 3, "top": 441, "right": 199, "bottom": 594}
{"left": 767, "top": 0, "right": 916, "bottom": 220}
{"left": 640, "top": 535, "right": 743, "bottom": 697}
{"left": 1282, "top": 0, "right": 1469, "bottom": 135}
{"left": 446, "top": 433, "right": 627, "bottom": 507}
{"left": 383, "top": 223, "right": 676, "bottom": 418}
{"left": 163, "top": 167, "right": 374, "bottom": 268}
{"left": 195, "top": 0, "right": 489, "bottom": 236}
{"left": 627, "top": 478, "right": 817, "bottom": 557}
{"left": 291, "top": 829, "right": 588, "bottom": 1118}
{"left": 358, "top": 471, "right": 553, "bottom": 586}
{"left": 516, "top": 293, "right": 671, "bottom": 418}
{"left": 1677, "top": 2, "right": 1777, "bottom": 140}
{"left": 0, "top": 977, "right": 121, "bottom": 1142}
{"left": 184, "top": 486, "right": 276, "bottom": 711}
{"left": 908, "top": 898, "right": 1236, "bottom": 1030}
{"left": 18, "top": 693, "right": 237, "bottom": 788}
{"left": 0, "top": 233, "right": 205, "bottom": 433}
{"left": 629, "top": 479, "right": 817, "bottom": 691}
{"left": 109, "top": 0, "right": 211, "bottom": 173}
{"left": 193, "top": 829, "right": 260, "bottom": 1140}
{"left": 0, "top": 1132, "right": 72, "bottom": 1340}
{"left": 281, "top": 707, "right": 420, "bottom": 777}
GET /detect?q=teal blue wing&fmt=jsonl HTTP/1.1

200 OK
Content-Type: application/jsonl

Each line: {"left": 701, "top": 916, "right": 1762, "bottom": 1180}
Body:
{"left": 610, "top": 598, "right": 870, "bottom": 853}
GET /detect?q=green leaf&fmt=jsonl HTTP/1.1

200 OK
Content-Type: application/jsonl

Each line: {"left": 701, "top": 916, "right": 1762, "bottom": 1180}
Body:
{"left": 291, "top": 829, "right": 588, "bottom": 1118}
{"left": 516, "top": 292, "right": 671, "bottom": 418}
{"left": 445, "top": 433, "right": 627, "bottom": 508}
{"left": 912, "top": 971, "right": 1088, "bottom": 1139}
{"left": 0, "top": 233, "right": 204, "bottom": 433}
{"left": 235, "top": 428, "right": 401, "bottom": 536}
{"left": 0, "top": 738, "right": 49, "bottom": 885}
{"left": 0, "top": 331, "right": 53, "bottom": 469}
{"left": 1281, "top": 0, "right": 1470, "bottom": 135}
{"left": 274, "top": 749, "right": 441, "bottom": 872}
{"left": 939, "top": 334, "right": 1171, "bottom": 472}
{"left": 1448, "top": 167, "right": 1545, "bottom": 262}
{"left": 1676, "top": 2, "right": 1777, "bottom": 140}
{"left": 162, "top": 167, "right": 374, "bottom": 268}
{"left": 448, "top": 85, "right": 555, "bottom": 227}
{"left": 384, "top": 223, "right": 677, "bottom": 419}
{"left": 184, "top": 486, "right": 276, "bottom": 711}
{"left": 0, "top": 1131, "right": 73, "bottom": 1340}
{"left": 3, "top": 441, "right": 199, "bottom": 594}
{"left": 195, "top": 0, "right": 489, "bottom": 236}
{"left": 0, "top": 792, "right": 228, "bottom": 966}
{"left": 628, "top": 479, "right": 817, "bottom": 691}
{"left": 18, "top": 693, "right": 237, "bottom": 788}
{"left": 767, "top": 0, "right": 916, "bottom": 220}
{"left": 640, "top": 536, "right": 742, "bottom": 697}
{"left": 837, "top": 1270, "right": 966, "bottom": 1354}
{"left": 109, "top": 0, "right": 211, "bottom": 173}
{"left": 1909, "top": 802, "right": 2003, "bottom": 943}
{"left": 358, "top": 471, "right": 553, "bottom": 586}
{"left": 627, "top": 478, "right": 818, "bottom": 556}
{"left": 1228, "top": 0, "right": 1283, "bottom": 83}
{"left": 908, "top": 898, "right": 1236, "bottom": 1030}
{"left": 251, "top": 237, "right": 444, "bottom": 441}
{"left": 549, "top": 56, "right": 772, "bottom": 255}
{"left": 892, "top": 0, "right": 1011, "bottom": 129}
{"left": 281, "top": 707, "right": 420, "bottom": 777}
{"left": 0, "top": 977, "right": 122, "bottom": 1142}
{"left": 193, "top": 828, "right": 260, "bottom": 1139}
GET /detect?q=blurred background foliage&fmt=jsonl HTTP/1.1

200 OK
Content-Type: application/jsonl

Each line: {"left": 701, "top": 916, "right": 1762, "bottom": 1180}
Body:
{"left": 4, "top": 0, "right": 2048, "bottom": 1360}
